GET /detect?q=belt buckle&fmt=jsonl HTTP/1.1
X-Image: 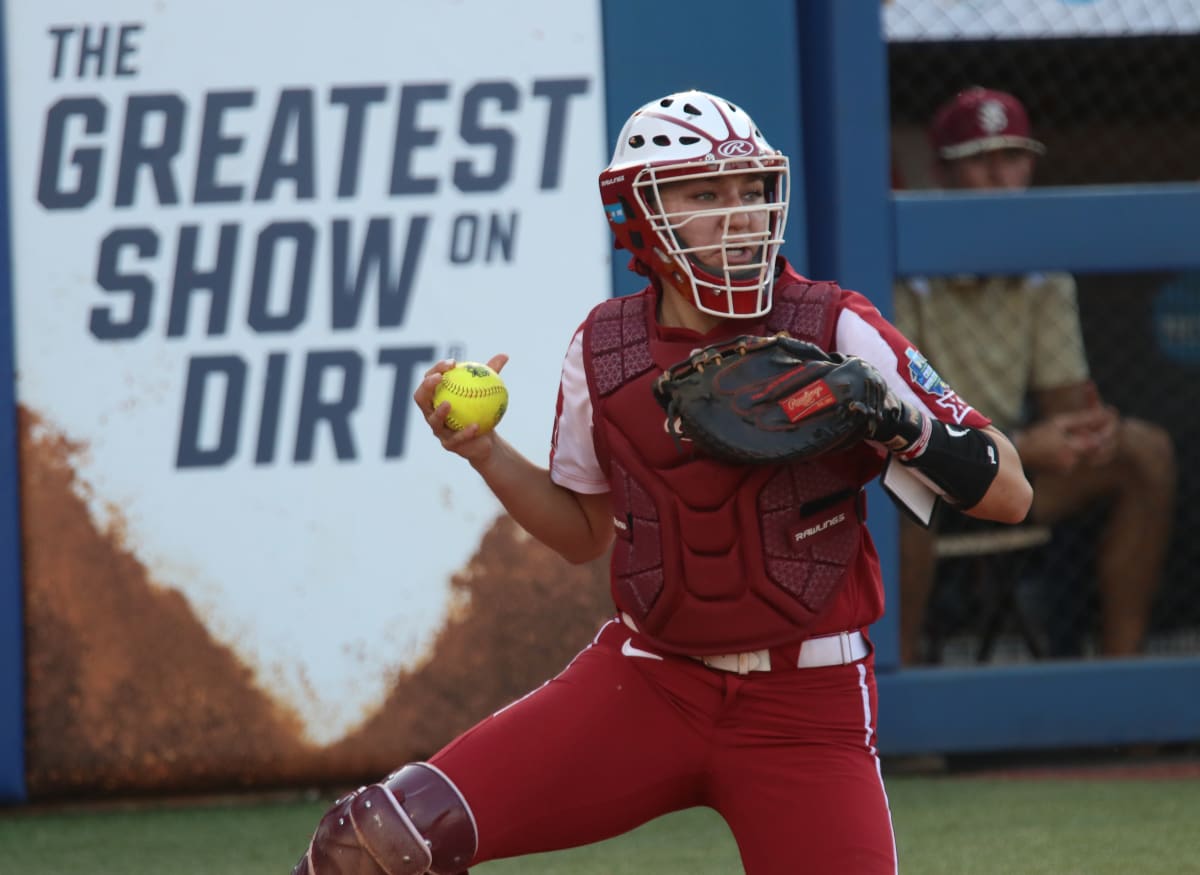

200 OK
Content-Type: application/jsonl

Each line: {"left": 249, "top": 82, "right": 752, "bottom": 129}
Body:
{"left": 699, "top": 649, "right": 767, "bottom": 674}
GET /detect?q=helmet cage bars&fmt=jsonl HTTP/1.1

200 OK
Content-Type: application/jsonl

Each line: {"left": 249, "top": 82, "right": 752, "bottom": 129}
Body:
{"left": 633, "top": 156, "right": 788, "bottom": 318}
{"left": 599, "top": 90, "right": 790, "bottom": 319}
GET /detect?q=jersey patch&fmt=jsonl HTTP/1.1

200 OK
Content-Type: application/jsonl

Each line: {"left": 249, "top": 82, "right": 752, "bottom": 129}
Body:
{"left": 933, "top": 391, "right": 974, "bottom": 425}
{"left": 905, "top": 347, "right": 949, "bottom": 395}
{"left": 906, "top": 347, "right": 974, "bottom": 425}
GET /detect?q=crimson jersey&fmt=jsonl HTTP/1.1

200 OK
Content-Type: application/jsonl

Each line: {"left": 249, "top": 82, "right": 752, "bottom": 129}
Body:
{"left": 550, "top": 259, "right": 990, "bottom": 643}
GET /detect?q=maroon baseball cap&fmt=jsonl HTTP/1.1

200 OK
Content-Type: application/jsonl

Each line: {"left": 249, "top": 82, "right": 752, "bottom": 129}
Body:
{"left": 930, "top": 87, "right": 1046, "bottom": 160}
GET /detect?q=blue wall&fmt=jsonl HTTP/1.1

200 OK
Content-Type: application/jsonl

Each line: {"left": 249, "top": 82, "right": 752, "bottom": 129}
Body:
{"left": 0, "top": 0, "right": 27, "bottom": 803}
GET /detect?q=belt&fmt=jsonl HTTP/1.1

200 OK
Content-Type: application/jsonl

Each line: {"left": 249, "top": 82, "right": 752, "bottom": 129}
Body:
{"left": 620, "top": 614, "right": 870, "bottom": 675}
{"left": 698, "top": 631, "right": 870, "bottom": 674}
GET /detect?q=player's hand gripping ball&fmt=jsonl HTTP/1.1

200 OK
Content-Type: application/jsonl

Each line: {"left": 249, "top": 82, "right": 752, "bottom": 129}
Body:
{"left": 433, "top": 362, "right": 508, "bottom": 434}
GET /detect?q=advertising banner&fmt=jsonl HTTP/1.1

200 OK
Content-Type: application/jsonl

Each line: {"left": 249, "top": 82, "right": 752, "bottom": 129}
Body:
{"left": 4, "top": 0, "right": 611, "bottom": 794}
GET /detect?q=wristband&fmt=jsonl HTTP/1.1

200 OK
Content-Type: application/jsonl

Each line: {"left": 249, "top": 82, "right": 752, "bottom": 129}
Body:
{"left": 895, "top": 414, "right": 933, "bottom": 462}
{"left": 899, "top": 419, "right": 999, "bottom": 510}
{"left": 877, "top": 400, "right": 930, "bottom": 456}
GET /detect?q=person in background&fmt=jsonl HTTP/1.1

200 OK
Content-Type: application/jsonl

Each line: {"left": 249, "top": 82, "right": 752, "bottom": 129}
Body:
{"left": 894, "top": 86, "right": 1177, "bottom": 664}
{"left": 289, "top": 88, "right": 1033, "bottom": 875}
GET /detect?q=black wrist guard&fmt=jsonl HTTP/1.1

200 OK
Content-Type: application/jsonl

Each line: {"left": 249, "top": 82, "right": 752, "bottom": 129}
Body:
{"left": 898, "top": 419, "right": 999, "bottom": 510}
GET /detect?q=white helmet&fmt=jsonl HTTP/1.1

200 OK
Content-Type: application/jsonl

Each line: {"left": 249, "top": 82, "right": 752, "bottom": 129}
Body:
{"left": 599, "top": 90, "right": 789, "bottom": 319}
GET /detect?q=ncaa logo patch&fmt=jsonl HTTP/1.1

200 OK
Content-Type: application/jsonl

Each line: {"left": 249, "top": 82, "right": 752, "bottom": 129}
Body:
{"left": 906, "top": 347, "right": 974, "bottom": 423}
{"left": 905, "top": 347, "right": 949, "bottom": 396}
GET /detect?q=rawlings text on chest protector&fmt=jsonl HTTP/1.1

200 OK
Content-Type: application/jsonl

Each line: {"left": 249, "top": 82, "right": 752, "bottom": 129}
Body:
{"left": 584, "top": 276, "right": 878, "bottom": 653}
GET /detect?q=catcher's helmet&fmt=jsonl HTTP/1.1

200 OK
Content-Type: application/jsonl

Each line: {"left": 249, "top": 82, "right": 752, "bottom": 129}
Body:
{"left": 599, "top": 90, "right": 789, "bottom": 319}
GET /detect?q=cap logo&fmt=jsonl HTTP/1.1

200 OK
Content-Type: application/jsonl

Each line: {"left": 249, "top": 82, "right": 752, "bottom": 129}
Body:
{"left": 977, "top": 99, "right": 1009, "bottom": 134}
{"left": 717, "top": 140, "right": 754, "bottom": 157}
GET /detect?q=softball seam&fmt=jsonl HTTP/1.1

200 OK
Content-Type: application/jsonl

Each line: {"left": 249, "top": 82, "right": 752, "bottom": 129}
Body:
{"left": 441, "top": 384, "right": 505, "bottom": 399}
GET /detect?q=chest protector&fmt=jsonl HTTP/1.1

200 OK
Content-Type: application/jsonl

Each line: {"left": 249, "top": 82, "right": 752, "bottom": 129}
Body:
{"left": 583, "top": 274, "right": 883, "bottom": 653}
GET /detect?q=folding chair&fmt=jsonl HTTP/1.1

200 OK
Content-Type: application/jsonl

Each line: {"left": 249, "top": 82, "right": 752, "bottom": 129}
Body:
{"left": 926, "top": 521, "right": 1052, "bottom": 663}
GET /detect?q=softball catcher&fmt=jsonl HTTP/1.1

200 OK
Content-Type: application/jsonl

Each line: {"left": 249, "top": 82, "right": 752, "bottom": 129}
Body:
{"left": 291, "top": 89, "right": 1033, "bottom": 875}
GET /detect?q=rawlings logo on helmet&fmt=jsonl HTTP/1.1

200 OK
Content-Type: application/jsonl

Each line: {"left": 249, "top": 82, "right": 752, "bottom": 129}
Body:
{"left": 716, "top": 140, "right": 755, "bottom": 158}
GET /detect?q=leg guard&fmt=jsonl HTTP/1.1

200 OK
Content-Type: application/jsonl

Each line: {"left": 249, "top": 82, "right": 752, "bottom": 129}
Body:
{"left": 292, "top": 762, "right": 478, "bottom": 875}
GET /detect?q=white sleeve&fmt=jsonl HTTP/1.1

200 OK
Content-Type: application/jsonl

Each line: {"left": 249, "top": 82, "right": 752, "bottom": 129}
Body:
{"left": 549, "top": 330, "right": 609, "bottom": 494}
{"left": 836, "top": 306, "right": 947, "bottom": 519}
{"left": 835, "top": 302, "right": 983, "bottom": 427}
{"left": 835, "top": 308, "right": 930, "bottom": 414}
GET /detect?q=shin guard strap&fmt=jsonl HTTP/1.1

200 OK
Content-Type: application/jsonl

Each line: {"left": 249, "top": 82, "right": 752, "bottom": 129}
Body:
{"left": 384, "top": 764, "right": 478, "bottom": 875}
{"left": 300, "top": 783, "right": 433, "bottom": 875}
{"left": 350, "top": 784, "right": 434, "bottom": 874}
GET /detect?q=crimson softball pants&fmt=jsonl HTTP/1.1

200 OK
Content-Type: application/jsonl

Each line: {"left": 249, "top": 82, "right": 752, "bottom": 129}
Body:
{"left": 430, "top": 618, "right": 898, "bottom": 874}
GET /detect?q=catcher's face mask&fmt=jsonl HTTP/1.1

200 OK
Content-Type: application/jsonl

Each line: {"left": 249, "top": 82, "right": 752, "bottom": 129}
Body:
{"left": 599, "top": 90, "right": 789, "bottom": 319}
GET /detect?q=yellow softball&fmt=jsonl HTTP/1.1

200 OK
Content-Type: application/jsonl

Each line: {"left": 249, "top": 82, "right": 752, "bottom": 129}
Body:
{"left": 433, "top": 362, "right": 508, "bottom": 433}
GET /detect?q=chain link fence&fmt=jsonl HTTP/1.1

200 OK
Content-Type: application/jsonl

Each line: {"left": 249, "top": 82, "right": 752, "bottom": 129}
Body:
{"left": 885, "top": 0, "right": 1200, "bottom": 665}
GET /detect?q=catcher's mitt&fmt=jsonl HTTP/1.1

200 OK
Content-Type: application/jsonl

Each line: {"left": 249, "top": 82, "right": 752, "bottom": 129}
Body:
{"left": 652, "top": 333, "right": 888, "bottom": 465}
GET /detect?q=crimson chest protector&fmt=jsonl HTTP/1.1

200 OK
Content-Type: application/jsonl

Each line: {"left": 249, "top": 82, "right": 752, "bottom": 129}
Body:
{"left": 583, "top": 274, "right": 884, "bottom": 654}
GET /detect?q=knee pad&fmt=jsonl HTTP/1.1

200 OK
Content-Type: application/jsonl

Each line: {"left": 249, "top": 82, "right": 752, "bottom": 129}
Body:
{"left": 293, "top": 762, "right": 478, "bottom": 875}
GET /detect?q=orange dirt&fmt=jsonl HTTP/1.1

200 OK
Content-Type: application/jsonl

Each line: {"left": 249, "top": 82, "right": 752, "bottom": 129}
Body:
{"left": 19, "top": 408, "right": 611, "bottom": 799}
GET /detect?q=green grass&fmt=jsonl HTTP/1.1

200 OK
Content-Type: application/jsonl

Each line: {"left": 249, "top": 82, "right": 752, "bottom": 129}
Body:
{"left": 889, "top": 778, "right": 1200, "bottom": 875}
{"left": 1, "top": 777, "right": 1197, "bottom": 874}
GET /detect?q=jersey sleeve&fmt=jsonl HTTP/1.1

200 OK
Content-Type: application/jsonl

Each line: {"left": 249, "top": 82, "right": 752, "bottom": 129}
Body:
{"left": 834, "top": 288, "right": 992, "bottom": 430}
{"left": 548, "top": 327, "right": 609, "bottom": 494}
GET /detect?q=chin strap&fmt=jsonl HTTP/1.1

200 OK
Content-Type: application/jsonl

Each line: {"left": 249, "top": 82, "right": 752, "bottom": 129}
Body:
{"left": 628, "top": 254, "right": 653, "bottom": 277}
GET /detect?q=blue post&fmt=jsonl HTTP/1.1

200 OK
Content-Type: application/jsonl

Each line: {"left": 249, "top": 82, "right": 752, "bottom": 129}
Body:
{"left": 0, "top": 0, "right": 28, "bottom": 803}
{"left": 600, "top": 0, "right": 808, "bottom": 297}
{"left": 796, "top": 0, "right": 901, "bottom": 671}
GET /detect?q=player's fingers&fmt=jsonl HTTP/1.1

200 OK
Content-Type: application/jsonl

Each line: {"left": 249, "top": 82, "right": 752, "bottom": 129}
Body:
{"left": 1090, "top": 420, "right": 1120, "bottom": 455}
{"left": 1066, "top": 406, "right": 1115, "bottom": 432}
{"left": 1055, "top": 410, "right": 1090, "bottom": 433}
{"left": 487, "top": 353, "right": 510, "bottom": 373}
{"left": 427, "top": 400, "right": 455, "bottom": 433}
{"left": 423, "top": 358, "right": 456, "bottom": 379}
{"left": 414, "top": 362, "right": 455, "bottom": 410}
{"left": 440, "top": 423, "right": 481, "bottom": 452}
{"left": 1063, "top": 432, "right": 1095, "bottom": 455}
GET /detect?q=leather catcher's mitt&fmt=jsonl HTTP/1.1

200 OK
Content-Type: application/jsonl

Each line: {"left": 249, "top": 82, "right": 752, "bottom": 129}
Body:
{"left": 653, "top": 333, "right": 885, "bottom": 464}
